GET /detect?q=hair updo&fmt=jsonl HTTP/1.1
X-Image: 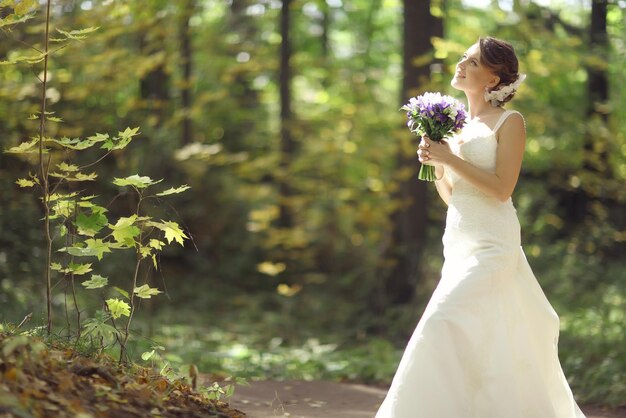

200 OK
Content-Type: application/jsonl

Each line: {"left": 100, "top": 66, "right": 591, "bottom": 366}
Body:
{"left": 479, "top": 37, "right": 521, "bottom": 105}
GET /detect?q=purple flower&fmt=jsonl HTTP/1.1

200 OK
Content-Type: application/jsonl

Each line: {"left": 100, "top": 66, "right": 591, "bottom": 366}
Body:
{"left": 399, "top": 92, "right": 467, "bottom": 181}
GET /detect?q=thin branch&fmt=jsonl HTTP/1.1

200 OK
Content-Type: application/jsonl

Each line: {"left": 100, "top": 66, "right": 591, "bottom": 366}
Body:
{"left": 39, "top": 0, "right": 53, "bottom": 336}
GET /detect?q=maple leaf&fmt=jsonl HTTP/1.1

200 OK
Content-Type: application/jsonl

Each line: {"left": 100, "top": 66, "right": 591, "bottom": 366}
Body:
{"left": 75, "top": 211, "right": 108, "bottom": 237}
{"left": 65, "top": 263, "right": 93, "bottom": 275}
{"left": 134, "top": 284, "right": 162, "bottom": 299}
{"left": 149, "top": 239, "right": 164, "bottom": 250}
{"left": 156, "top": 185, "right": 191, "bottom": 197}
{"left": 106, "top": 298, "right": 130, "bottom": 319}
{"left": 110, "top": 216, "right": 140, "bottom": 246}
{"left": 16, "top": 178, "right": 36, "bottom": 188}
{"left": 81, "top": 275, "right": 108, "bottom": 289}
{"left": 56, "top": 26, "right": 100, "bottom": 40}
{"left": 113, "top": 175, "right": 162, "bottom": 189}
{"left": 62, "top": 239, "right": 111, "bottom": 260}
{"left": 147, "top": 221, "right": 187, "bottom": 246}
{"left": 4, "top": 139, "right": 41, "bottom": 154}
{"left": 57, "top": 162, "right": 79, "bottom": 172}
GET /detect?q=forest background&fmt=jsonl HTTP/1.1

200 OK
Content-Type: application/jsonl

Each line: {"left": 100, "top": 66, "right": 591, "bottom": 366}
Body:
{"left": 0, "top": 0, "right": 624, "bottom": 408}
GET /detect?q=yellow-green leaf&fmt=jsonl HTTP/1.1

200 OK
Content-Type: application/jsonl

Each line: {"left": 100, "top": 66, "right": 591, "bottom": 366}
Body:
{"left": 82, "top": 274, "right": 108, "bottom": 289}
{"left": 113, "top": 175, "right": 161, "bottom": 189}
{"left": 113, "top": 287, "right": 129, "bottom": 299}
{"left": 4, "top": 139, "right": 41, "bottom": 154}
{"left": 147, "top": 221, "right": 187, "bottom": 246}
{"left": 106, "top": 298, "right": 130, "bottom": 319}
{"left": 134, "top": 284, "right": 162, "bottom": 299}
{"left": 156, "top": 185, "right": 191, "bottom": 197}
{"left": 57, "top": 162, "right": 79, "bottom": 172}
{"left": 110, "top": 215, "right": 140, "bottom": 246}
{"left": 16, "top": 178, "right": 35, "bottom": 188}
{"left": 139, "top": 246, "right": 152, "bottom": 259}
{"left": 257, "top": 261, "right": 286, "bottom": 276}
{"left": 56, "top": 26, "right": 100, "bottom": 40}
{"left": 149, "top": 239, "right": 164, "bottom": 250}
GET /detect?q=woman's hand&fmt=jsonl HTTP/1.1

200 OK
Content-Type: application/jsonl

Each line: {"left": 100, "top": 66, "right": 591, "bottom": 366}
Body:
{"left": 417, "top": 135, "right": 453, "bottom": 166}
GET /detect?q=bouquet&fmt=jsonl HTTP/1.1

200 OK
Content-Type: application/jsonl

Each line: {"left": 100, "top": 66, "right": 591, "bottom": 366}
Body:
{"left": 400, "top": 92, "right": 467, "bottom": 181}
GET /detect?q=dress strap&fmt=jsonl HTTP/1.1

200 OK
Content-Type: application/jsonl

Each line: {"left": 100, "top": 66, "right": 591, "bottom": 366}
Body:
{"left": 492, "top": 110, "right": 523, "bottom": 133}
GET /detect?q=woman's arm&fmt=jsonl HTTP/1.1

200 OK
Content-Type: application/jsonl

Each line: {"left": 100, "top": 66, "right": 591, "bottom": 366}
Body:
{"left": 421, "top": 114, "right": 526, "bottom": 202}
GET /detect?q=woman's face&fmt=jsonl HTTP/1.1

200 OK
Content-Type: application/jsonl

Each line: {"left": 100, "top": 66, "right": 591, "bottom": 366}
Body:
{"left": 451, "top": 43, "right": 500, "bottom": 94}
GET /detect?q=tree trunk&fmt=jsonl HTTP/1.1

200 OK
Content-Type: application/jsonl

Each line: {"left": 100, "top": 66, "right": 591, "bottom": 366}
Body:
{"left": 139, "top": 25, "right": 170, "bottom": 127}
{"left": 566, "top": 0, "right": 608, "bottom": 223}
{"left": 226, "top": 0, "right": 260, "bottom": 152}
{"left": 279, "top": 0, "right": 294, "bottom": 228}
{"left": 179, "top": 0, "right": 195, "bottom": 145}
{"left": 384, "top": 0, "right": 443, "bottom": 306}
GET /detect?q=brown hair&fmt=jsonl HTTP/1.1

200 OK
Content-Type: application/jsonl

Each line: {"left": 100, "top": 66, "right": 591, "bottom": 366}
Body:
{"left": 479, "top": 37, "right": 520, "bottom": 105}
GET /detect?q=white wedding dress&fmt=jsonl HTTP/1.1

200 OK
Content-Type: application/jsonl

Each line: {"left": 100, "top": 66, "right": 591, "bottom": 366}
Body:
{"left": 376, "top": 110, "right": 585, "bottom": 418}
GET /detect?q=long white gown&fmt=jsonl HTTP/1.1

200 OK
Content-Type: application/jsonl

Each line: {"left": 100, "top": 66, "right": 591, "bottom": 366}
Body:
{"left": 376, "top": 110, "right": 586, "bottom": 418}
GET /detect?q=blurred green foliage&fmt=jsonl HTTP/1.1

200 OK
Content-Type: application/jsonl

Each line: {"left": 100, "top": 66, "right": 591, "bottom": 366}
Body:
{"left": 0, "top": 0, "right": 624, "bottom": 407}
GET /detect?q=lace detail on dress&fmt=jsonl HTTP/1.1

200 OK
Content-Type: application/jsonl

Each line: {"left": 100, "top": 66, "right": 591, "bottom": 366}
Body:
{"left": 446, "top": 110, "right": 522, "bottom": 200}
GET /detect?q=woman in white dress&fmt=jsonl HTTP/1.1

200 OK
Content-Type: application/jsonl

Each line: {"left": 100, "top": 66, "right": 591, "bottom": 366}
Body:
{"left": 375, "top": 37, "right": 586, "bottom": 417}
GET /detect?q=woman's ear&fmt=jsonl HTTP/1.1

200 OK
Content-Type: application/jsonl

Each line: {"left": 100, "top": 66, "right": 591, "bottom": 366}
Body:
{"left": 487, "top": 75, "right": 501, "bottom": 89}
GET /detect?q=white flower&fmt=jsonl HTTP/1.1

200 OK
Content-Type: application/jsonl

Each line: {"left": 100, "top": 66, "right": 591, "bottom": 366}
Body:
{"left": 484, "top": 73, "right": 526, "bottom": 106}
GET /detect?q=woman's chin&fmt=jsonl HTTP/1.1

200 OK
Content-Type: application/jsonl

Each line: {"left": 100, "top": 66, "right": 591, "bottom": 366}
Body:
{"left": 450, "top": 79, "right": 462, "bottom": 90}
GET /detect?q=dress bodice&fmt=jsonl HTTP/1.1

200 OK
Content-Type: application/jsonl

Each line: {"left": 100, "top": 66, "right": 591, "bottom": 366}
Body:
{"left": 446, "top": 110, "right": 522, "bottom": 200}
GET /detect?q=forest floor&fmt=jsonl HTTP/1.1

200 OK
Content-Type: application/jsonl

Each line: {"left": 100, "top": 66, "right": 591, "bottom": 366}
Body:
{"left": 2, "top": 331, "right": 624, "bottom": 418}
{"left": 223, "top": 379, "right": 626, "bottom": 418}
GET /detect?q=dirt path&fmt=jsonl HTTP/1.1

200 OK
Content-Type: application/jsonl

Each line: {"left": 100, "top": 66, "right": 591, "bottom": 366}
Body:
{"left": 226, "top": 380, "right": 626, "bottom": 418}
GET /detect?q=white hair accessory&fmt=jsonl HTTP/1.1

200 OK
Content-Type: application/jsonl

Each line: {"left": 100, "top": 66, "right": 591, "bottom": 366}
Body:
{"left": 484, "top": 73, "right": 526, "bottom": 106}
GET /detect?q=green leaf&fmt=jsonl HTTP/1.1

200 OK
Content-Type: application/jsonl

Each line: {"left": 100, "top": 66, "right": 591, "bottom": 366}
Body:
{"left": 61, "top": 239, "right": 111, "bottom": 260}
{"left": 50, "top": 262, "right": 63, "bottom": 271}
{"left": 141, "top": 350, "right": 155, "bottom": 361}
{"left": 134, "top": 284, "right": 162, "bottom": 299}
{"left": 13, "top": 0, "right": 38, "bottom": 15}
{"left": 101, "top": 127, "right": 139, "bottom": 151}
{"left": 113, "top": 175, "right": 161, "bottom": 189}
{"left": 110, "top": 215, "right": 140, "bottom": 246}
{"left": 4, "top": 139, "right": 42, "bottom": 154}
{"left": 63, "top": 263, "right": 93, "bottom": 275}
{"left": 49, "top": 171, "right": 98, "bottom": 182}
{"left": 0, "top": 12, "right": 32, "bottom": 30}
{"left": 56, "top": 26, "right": 100, "bottom": 40}
{"left": 73, "top": 172, "right": 98, "bottom": 181}
{"left": 86, "top": 132, "right": 110, "bottom": 143}
{"left": 113, "top": 286, "right": 129, "bottom": 299}
{"left": 46, "top": 137, "right": 97, "bottom": 150}
{"left": 147, "top": 221, "right": 187, "bottom": 246}
{"left": 149, "top": 239, "right": 164, "bottom": 251}
{"left": 75, "top": 211, "right": 108, "bottom": 237}
{"left": 156, "top": 185, "right": 191, "bottom": 196}
{"left": 81, "top": 274, "right": 108, "bottom": 289}
{"left": 57, "top": 162, "right": 79, "bottom": 172}
{"left": 83, "top": 311, "right": 119, "bottom": 344}
{"left": 84, "top": 239, "right": 112, "bottom": 260}
{"left": 139, "top": 246, "right": 152, "bottom": 259}
{"left": 51, "top": 200, "right": 75, "bottom": 219}
{"left": 106, "top": 298, "right": 130, "bottom": 319}
{"left": 48, "top": 192, "right": 79, "bottom": 202}
{"left": 16, "top": 178, "right": 35, "bottom": 188}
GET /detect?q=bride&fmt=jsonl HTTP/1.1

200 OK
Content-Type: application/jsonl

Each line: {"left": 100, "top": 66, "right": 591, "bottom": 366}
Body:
{"left": 375, "top": 37, "right": 586, "bottom": 417}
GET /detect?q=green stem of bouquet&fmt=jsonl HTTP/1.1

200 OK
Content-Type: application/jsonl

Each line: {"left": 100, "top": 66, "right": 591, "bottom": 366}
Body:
{"left": 418, "top": 164, "right": 437, "bottom": 182}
